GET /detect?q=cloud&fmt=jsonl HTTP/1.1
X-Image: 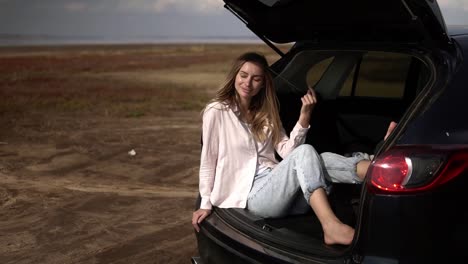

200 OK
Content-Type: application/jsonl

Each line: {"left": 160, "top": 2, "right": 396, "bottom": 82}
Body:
{"left": 151, "top": 0, "right": 224, "bottom": 13}
{"left": 0, "top": 0, "right": 224, "bottom": 14}
{"left": 115, "top": 0, "right": 224, "bottom": 14}
{"left": 64, "top": 2, "right": 89, "bottom": 12}
{"left": 438, "top": 0, "right": 468, "bottom": 11}
{"left": 186, "top": 0, "right": 224, "bottom": 13}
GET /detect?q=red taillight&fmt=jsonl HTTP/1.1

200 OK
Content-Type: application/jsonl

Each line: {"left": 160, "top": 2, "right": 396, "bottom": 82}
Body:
{"left": 367, "top": 146, "right": 468, "bottom": 194}
{"left": 369, "top": 154, "right": 410, "bottom": 191}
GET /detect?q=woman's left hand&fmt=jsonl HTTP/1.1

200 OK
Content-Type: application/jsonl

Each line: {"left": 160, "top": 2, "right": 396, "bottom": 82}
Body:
{"left": 298, "top": 86, "right": 317, "bottom": 127}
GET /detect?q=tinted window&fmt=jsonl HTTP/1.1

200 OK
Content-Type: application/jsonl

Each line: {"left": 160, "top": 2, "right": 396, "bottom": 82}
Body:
{"left": 340, "top": 52, "right": 412, "bottom": 98}
{"left": 306, "top": 56, "right": 334, "bottom": 87}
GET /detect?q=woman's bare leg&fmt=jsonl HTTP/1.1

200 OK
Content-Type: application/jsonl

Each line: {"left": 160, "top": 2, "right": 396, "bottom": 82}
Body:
{"left": 354, "top": 121, "right": 398, "bottom": 181}
{"left": 309, "top": 188, "right": 355, "bottom": 245}
{"left": 356, "top": 160, "right": 371, "bottom": 180}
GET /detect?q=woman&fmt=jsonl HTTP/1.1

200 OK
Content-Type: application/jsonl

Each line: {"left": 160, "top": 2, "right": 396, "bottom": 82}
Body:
{"left": 191, "top": 52, "right": 370, "bottom": 245}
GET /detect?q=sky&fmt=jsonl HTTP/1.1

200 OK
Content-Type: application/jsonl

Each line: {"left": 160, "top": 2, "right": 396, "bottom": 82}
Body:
{"left": 0, "top": 0, "right": 468, "bottom": 43}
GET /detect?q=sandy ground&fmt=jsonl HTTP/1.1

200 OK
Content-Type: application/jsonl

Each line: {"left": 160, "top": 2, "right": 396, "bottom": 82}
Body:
{"left": 0, "top": 115, "right": 200, "bottom": 264}
{"left": 0, "top": 44, "right": 279, "bottom": 264}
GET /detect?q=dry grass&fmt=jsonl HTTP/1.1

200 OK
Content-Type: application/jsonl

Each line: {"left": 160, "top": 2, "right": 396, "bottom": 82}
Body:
{"left": 0, "top": 44, "right": 281, "bottom": 120}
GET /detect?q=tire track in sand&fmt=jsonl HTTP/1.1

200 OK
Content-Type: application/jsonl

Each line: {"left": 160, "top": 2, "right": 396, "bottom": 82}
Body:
{"left": 64, "top": 184, "right": 197, "bottom": 198}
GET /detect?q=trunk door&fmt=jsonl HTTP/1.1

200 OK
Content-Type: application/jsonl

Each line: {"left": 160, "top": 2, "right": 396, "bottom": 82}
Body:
{"left": 224, "top": 0, "right": 451, "bottom": 48}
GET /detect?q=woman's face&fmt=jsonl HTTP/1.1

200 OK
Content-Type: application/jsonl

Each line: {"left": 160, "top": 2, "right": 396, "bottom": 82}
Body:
{"left": 234, "top": 62, "right": 264, "bottom": 103}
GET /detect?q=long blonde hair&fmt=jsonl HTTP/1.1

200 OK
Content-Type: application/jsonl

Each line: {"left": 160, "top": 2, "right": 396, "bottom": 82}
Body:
{"left": 209, "top": 52, "right": 282, "bottom": 145}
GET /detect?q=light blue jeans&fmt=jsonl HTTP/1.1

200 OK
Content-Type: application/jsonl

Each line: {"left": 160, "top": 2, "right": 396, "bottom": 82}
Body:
{"left": 246, "top": 144, "right": 368, "bottom": 218}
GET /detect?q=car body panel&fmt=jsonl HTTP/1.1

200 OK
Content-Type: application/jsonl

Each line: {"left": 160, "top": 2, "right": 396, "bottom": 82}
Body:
{"left": 399, "top": 35, "right": 468, "bottom": 145}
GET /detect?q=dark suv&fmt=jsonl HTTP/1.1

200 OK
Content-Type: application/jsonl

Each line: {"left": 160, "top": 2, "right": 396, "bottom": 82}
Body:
{"left": 193, "top": 0, "right": 468, "bottom": 263}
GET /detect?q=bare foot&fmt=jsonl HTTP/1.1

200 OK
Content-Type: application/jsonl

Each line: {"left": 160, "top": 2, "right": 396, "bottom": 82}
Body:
{"left": 322, "top": 220, "right": 355, "bottom": 245}
{"left": 384, "top": 121, "right": 398, "bottom": 140}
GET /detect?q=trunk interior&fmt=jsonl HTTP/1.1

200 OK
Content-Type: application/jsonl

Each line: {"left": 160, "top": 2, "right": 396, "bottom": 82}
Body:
{"left": 216, "top": 46, "right": 432, "bottom": 257}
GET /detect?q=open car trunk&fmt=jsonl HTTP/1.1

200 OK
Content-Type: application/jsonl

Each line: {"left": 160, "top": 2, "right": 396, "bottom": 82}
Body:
{"left": 209, "top": 45, "right": 433, "bottom": 259}
{"left": 195, "top": 1, "right": 459, "bottom": 263}
{"left": 215, "top": 183, "right": 361, "bottom": 257}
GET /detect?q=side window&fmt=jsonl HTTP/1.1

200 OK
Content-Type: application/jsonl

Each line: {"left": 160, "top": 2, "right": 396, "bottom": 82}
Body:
{"left": 340, "top": 52, "right": 412, "bottom": 98}
{"left": 306, "top": 57, "right": 334, "bottom": 87}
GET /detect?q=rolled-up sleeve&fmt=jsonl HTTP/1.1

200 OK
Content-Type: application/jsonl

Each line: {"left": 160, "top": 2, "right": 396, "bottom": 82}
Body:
{"left": 199, "top": 108, "right": 219, "bottom": 210}
{"left": 275, "top": 122, "right": 309, "bottom": 158}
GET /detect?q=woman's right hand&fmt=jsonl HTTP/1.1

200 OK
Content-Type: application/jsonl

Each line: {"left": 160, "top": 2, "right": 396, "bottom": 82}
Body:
{"left": 192, "top": 209, "right": 212, "bottom": 232}
{"left": 298, "top": 86, "right": 318, "bottom": 128}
